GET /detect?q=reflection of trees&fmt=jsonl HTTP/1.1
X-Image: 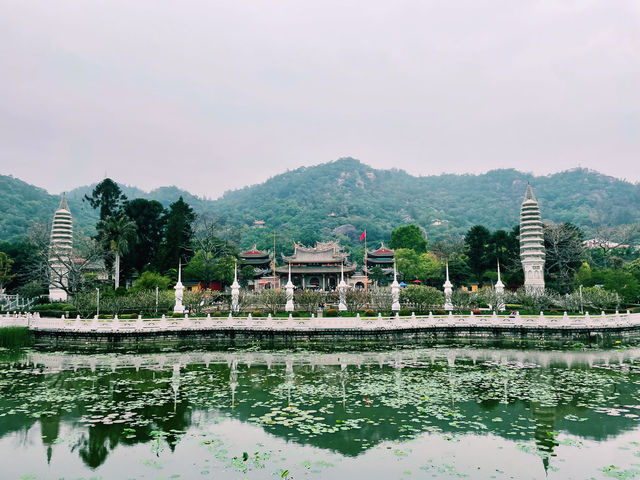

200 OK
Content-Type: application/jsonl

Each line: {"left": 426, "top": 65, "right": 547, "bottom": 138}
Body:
{"left": 1, "top": 352, "right": 639, "bottom": 469}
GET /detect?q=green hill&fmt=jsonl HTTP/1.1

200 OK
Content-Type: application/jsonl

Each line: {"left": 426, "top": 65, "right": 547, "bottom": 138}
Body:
{"left": 1, "top": 158, "right": 639, "bottom": 247}
{"left": 213, "top": 158, "right": 640, "bottom": 247}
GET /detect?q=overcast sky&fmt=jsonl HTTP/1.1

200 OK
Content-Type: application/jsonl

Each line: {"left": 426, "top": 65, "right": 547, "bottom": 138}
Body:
{"left": 1, "top": 0, "right": 638, "bottom": 198}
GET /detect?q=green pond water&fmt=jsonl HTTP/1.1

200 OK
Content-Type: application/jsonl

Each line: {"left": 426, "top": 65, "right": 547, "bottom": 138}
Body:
{"left": 1, "top": 342, "right": 640, "bottom": 480}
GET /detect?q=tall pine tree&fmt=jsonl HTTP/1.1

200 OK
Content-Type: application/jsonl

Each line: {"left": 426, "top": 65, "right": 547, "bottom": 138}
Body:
{"left": 155, "top": 197, "right": 195, "bottom": 273}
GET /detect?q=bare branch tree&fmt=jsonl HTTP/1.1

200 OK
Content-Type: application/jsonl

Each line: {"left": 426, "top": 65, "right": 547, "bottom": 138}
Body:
{"left": 28, "top": 222, "right": 106, "bottom": 296}
{"left": 544, "top": 222, "right": 585, "bottom": 291}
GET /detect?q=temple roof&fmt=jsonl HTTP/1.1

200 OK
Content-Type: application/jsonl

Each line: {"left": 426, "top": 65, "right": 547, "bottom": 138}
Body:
{"left": 275, "top": 264, "right": 357, "bottom": 274}
{"left": 282, "top": 241, "right": 349, "bottom": 263}
{"left": 368, "top": 242, "right": 394, "bottom": 257}
{"left": 366, "top": 257, "right": 394, "bottom": 264}
{"left": 239, "top": 245, "right": 270, "bottom": 257}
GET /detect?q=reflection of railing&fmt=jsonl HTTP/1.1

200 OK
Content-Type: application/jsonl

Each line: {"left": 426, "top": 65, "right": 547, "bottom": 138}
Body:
{"left": 0, "top": 294, "right": 36, "bottom": 312}
{"left": 7, "top": 310, "right": 640, "bottom": 333}
{"left": 18, "top": 344, "right": 640, "bottom": 374}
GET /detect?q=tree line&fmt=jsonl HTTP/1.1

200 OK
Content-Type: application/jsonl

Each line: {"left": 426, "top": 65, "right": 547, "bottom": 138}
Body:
{"left": 0, "top": 177, "right": 639, "bottom": 309}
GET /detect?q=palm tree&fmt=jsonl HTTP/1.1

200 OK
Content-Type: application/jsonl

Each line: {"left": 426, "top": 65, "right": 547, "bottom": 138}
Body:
{"left": 99, "top": 215, "right": 137, "bottom": 289}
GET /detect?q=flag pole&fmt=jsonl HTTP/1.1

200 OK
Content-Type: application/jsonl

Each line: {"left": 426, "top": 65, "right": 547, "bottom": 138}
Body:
{"left": 364, "top": 231, "right": 368, "bottom": 295}
{"left": 273, "top": 229, "right": 278, "bottom": 290}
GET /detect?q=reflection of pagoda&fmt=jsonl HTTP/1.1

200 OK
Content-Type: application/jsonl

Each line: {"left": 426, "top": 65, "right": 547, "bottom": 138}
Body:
{"left": 238, "top": 246, "right": 273, "bottom": 290}
{"left": 276, "top": 241, "right": 356, "bottom": 290}
{"left": 365, "top": 243, "right": 395, "bottom": 276}
{"left": 531, "top": 402, "right": 559, "bottom": 474}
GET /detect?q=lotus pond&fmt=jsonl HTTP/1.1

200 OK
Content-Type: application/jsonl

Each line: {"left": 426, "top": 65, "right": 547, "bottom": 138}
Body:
{"left": 1, "top": 342, "right": 640, "bottom": 480}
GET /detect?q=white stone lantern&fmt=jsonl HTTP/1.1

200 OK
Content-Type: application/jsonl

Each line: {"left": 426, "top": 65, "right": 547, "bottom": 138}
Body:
{"left": 231, "top": 262, "right": 240, "bottom": 313}
{"left": 391, "top": 262, "right": 401, "bottom": 312}
{"left": 495, "top": 260, "right": 505, "bottom": 312}
{"left": 285, "top": 264, "right": 295, "bottom": 312}
{"left": 173, "top": 259, "right": 185, "bottom": 314}
{"left": 338, "top": 263, "right": 348, "bottom": 311}
{"left": 443, "top": 262, "right": 453, "bottom": 311}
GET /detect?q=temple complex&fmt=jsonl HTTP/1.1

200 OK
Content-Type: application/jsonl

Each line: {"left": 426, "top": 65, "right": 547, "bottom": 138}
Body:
{"left": 520, "top": 185, "right": 546, "bottom": 294}
{"left": 276, "top": 241, "right": 356, "bottom": 290}
{"left": 238, "top": 246, "right": 273, "bottom": 290}
{"left": 48, "top": 195, "right": 73, "bottom": 301}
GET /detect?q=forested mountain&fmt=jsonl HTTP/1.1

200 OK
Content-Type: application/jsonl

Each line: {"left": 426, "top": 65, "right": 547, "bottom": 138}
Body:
{"left": 0, "top": 176, "right": 211, "bottom": 240}
{"left": 213, "top": 158, "right": 640, "bottom": 247}
{"left": 2, "top": 158, "right": 639, "bottom": 247}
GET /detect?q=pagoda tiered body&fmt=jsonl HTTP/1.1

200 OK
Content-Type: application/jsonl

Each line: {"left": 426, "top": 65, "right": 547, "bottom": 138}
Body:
{"left": 276, "top": 241, "right": 356, "bottom": 290}
{"left": 48, "top": 195, "right": 73, "bottom": 301}
{"left": 365, "top": 243, "right": 395, "bottom": 276}
{"left": 238, "top": 246, "right": 273, "bottom": 290}
{"left": 520, "top": 185, "right": 546, "bottom": 294}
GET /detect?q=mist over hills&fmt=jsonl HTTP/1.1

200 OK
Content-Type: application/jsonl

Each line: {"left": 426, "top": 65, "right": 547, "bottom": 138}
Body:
{"left": 1, "top": 158, "right": 639, "bottom": 247}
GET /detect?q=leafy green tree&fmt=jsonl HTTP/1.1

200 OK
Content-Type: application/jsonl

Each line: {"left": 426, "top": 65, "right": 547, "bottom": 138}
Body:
{"left": 84, "top": 178, "right": 127, "bottom": 221}
{"left": 240, "top": 265, "right": 255, "bottom": 288}
{"left": 573, "top": 262, "right": 593, "bottom": 287}
{"left": 184, "top": 251, "right": 211, "bottom": 283}
{"left": 189, "top": 218, "right": 239, "bottom": 286}
{"left": 0, "top": 252, "right": 16, "bottom": 293}
{"left": 625, "top": 258, "right": 640, "bottom": 283}
{"left": 17, "top": 280, "right": 46, "bottom": 298}
{"left": 212, "top": 255, "right": 237, "bottom": 287}
{"left": 389, "top": 225, "right": 427, "bottom": 253}
{"left": 122, "top": 199, "right": 166, "bottom": 275}
{"left": 98, "top": 215, "right": 137, "bottom": 289}
{"left": 464, "top": 225, "right": 492, "bottom": 283}
{"left": 369, "top": 266, "right": 387, "bottom": 286}
{"left": 395, "top": 249, "right": 442, "bottom": 285}
{"left": 603, "top": 270, "right": 639, "bottom": 304}
{"left": 0, "top": 240, "right": 41, "bottom": 292}
{"left": 130, "top": 271, "right": 172, "bottom": 292}
{"left": 156, "top": 197, "right": 196, "bottom": 272}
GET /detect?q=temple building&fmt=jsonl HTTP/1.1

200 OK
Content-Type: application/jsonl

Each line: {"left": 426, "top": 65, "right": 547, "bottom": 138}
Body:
{"left": 49, "top": 195, "right": 73, "bottom": 301}
{"left": 239, "top": 246, "right": 273, "bottom": 290}
{"left": 520, "top": 185, "right": 546, "bottom": 294}
{"left": 365, "top": 243, "right": 395, "bottom": 278}
{"left": 276, "top": 241, "right": 356, "bottom": 290}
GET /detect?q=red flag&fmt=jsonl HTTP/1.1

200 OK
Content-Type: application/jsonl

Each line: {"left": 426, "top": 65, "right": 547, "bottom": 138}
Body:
{"left": 359, "top": 230, "right": 366, "bottom": 242}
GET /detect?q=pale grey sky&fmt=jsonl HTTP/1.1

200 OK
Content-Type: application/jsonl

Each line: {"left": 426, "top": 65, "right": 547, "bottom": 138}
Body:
{"left": 1, "top": 0, "right": 639, "bottom": 198}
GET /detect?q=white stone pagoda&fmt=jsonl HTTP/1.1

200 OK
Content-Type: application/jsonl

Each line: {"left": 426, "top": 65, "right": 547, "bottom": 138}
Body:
{"left": 48, "top": 194, "right": 73, "bottom": 302}
{"left": 520, "top": 185, "right": 546, "bottom": 294}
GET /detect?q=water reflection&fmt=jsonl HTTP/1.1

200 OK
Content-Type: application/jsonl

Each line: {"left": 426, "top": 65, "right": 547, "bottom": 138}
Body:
{"left": 0, "top": 346, "right": 639, "bottom": 478}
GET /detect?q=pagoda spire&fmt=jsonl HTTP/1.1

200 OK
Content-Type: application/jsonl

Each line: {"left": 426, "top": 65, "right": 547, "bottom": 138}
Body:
{"left": 58, "top": 193, "right": 69, "bottom": 211}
